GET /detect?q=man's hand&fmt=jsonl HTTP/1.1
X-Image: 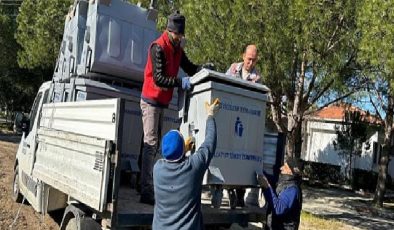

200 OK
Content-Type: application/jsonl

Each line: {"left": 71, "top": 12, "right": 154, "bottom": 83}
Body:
{"left": 256, "top": 172, "right": 270, "bottom": 190}
{"left": 181, "top": 77, "right": 191, "bottom": 90}
{"left": 184, "top": 136, "right": 195, "bottom": 153}
{"left": 205, "top": 98, "right": 220, "bottom": 116}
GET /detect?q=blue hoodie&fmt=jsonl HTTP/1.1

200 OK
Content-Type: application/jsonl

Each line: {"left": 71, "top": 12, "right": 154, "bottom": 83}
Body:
{"left": 153, "top": 116, "right": 217, "bottom": 230}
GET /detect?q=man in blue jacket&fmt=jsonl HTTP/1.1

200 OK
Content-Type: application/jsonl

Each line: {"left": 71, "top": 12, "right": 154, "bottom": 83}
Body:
{"left": 152, "top": 99, "right": 220, "bottom": 230}
{"left": 257, "top": 157, "right": 303, "bottom": 230}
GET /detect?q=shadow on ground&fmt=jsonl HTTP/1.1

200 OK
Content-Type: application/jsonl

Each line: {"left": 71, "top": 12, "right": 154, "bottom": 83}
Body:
{"left": 303, "top": 185, "right": 394, "bottom": 230}
{"left": 0, "top": 130, "right": 21, "bottom": 143}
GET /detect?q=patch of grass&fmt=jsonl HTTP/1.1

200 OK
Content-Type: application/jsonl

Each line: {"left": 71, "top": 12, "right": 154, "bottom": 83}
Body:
{"left": 301, "top": 211, "right": 350, "bottom": 230}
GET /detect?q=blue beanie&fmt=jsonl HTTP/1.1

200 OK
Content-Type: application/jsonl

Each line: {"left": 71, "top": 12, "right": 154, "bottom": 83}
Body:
{"left": 162, "top": 130, "right": 184, "bottom": 161}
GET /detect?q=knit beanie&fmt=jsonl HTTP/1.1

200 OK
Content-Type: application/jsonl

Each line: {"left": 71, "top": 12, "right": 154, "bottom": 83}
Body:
{"left": 286, "top": 157, "right": 302, "bottom": 175}
{"left": 167, "top": 10, "right": 185, "bottom": 35}
{"left": 161, "top": 130, "right": 184, "bottom": 162}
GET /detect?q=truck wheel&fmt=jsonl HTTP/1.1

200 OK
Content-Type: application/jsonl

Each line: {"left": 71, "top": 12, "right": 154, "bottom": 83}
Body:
{"left": 65, "top": 218, "right": 77, "bottom": 230}
{"left": 80, "top": 217, "right": 101, "bottom": 230}
{"left": 65, "top": 217, "right": 101, "bottom": 230}
{"left": 12, "top": 165, "right": 23, "bottom": 203}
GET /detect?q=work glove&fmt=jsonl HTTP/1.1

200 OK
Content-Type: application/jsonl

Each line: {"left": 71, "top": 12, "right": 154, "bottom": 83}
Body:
{"left": 256, "top": 171, "right": 271, "bottom": 190}
{"left": 201, "top": 62, "right": 215, "bottom": 71}
{"left": 184, "top": 136, "right": 195, "bottom": 153}
{"left": 181, "top": 77, "right": 191, "bottom": 90}
{"left": 205, "top": 98, "right": 221, "bottom": 116}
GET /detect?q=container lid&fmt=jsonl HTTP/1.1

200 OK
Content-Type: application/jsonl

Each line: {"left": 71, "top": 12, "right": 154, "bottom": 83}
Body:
{"left": 190, "top": 69, "right": 270, "bottom": 94}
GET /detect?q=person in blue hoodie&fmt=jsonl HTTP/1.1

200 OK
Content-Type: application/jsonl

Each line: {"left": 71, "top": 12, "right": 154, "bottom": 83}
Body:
{"left": 152, "top": 98, "right": 220, "bottom": 230}
{"left": 257, "top": 157, "right": 303, "bottom": 230}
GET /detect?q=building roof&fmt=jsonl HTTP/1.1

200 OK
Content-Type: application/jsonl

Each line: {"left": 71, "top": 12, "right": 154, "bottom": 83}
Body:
{"left": 309, "top": 103, "right": 382, "bottom": 124}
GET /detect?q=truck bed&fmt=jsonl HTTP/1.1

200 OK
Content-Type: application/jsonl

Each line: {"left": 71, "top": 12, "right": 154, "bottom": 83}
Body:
{"left": 116, "top": 186, "right": 266, "bottom": 227}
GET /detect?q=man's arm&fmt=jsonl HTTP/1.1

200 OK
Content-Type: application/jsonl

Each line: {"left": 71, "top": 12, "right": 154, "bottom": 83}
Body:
{"left": 151, "top": 44, "right": 181, "bottom": 88}
{"left": 225, "top": 63, "right": 236, "bottom": 76}
{"left": 263, "top": 186, "right": 299, "bottom": 216}
{"left": 180, "top": 50, "right": 199, "bottom": 76}
{"left": 190, "top": 116, "right": 217, "bottom": 167}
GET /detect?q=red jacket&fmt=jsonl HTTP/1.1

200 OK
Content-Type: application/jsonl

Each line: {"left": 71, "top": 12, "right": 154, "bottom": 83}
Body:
{"left": 142, "top": 32, "right": 182, "bottom": 106}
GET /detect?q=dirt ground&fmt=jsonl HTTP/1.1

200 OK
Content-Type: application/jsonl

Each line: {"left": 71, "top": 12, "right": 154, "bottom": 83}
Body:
{"left": 0, "top": 131, "right": 350, "bottom": 230}
{"left": 0, "top": 134, "right": 59, "bottom": 230}
{"left": 0, "top": 131, "right": 368, "bottom": 230}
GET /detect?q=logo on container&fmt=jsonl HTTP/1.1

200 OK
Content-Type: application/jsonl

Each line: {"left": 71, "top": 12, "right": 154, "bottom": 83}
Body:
{"left": 234, "top": 117, "right": 244, "bottom": 137}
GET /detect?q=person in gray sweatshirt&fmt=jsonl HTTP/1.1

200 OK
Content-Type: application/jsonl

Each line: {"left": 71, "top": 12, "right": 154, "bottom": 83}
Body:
{"left": 152, "top": 99, "right": 220, "bottom": 230}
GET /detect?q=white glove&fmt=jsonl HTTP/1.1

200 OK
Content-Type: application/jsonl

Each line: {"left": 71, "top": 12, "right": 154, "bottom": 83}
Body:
{"left": 205, "top": 98, "right": 220, "bottom": 116}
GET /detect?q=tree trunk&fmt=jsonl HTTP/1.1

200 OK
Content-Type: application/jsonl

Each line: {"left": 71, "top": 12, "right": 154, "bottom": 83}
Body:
{"left": 286, "top": 130, "right": 296, "bottom": 158}
{"left": 295, "top": 121, "right": 303, "bottom": 158}
{"left": 373, "top": 94, "right": 394, "bottom": 207}
{"left": 286, "top": 114, "right": 302, "bottom": 158}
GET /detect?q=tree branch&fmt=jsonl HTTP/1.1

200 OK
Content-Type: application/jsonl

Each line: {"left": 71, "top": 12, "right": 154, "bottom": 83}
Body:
{"left": 305, "top": 90, "right": 357, "bottom": 115}
{"left": 368, "top": 93, "right": 383, "bottom": 121}
{"left": 307, "top": 78, "right": 335, "bottom": 108}
{"left": 326, "top": 14, "right": 344, "bottom": 53}
{"left": 293, "top": 52, "right": 307, "bottom": 116}
{"left": 269, "top": 92, "right": 287, "bottom": 133}
{"left": 303, "top": 61, "right": 317, "bottom": 103}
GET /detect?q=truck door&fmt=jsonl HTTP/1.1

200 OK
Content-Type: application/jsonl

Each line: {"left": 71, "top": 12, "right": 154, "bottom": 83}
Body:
{"left": 18, "top": 87, "right": 49, "bottom": 206}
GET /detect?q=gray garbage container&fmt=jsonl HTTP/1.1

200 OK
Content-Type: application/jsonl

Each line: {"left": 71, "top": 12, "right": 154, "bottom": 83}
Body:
{"left": 180, "top": 69, "right": 270, "bottom": 187}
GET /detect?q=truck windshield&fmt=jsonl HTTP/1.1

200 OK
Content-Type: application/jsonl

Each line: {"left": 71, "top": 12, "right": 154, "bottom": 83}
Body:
{"left": 29, "top": 92, "right": 42, "bottom": 132}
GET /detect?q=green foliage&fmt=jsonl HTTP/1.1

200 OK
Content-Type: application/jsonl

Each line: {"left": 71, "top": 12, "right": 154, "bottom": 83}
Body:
{"left": 358, "top": 0, "right": 394, "bottom": 79}
{"left": 180, "top": 0, "right": 360, "bottom": 88}
{"left": 128, "top": 0, "right": 179, "bottom": 31}
{"left": 334, "top": 109, "right": 372, "bottom": 186}
{"left": 0, "top": 5, "right": 46, "bottom": 114}
{"left": 334, "top": 110, "right": 369, "bottom": 157}
{"left": 303, "top": 161, "right": 343, "bottom": 184}
{"left": 16, "top": 0, "right": 73, "bottom": 70}
{"left": 180, "top": 0, "right": 362, "bottom": 157}
{"left": 0, "top": 68, "right": 41, "bottom": 113}
{"left": 357, "top": 0, "right": 394, "bottom": 206}
{"left": 180, "top": 0, "right": 261, "bottom": 71}
{"left": 0, "top": 7, "right": 17, "bottom": 70}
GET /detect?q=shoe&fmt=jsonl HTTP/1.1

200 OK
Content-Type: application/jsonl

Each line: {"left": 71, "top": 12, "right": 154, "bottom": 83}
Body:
{"left": 140, "top": 195, "right": 155, "bottom": 205}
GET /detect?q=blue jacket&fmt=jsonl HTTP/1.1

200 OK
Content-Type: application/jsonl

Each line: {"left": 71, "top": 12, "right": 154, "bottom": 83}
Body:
{"left": 152, "top": 116, "right": 217, "bottom": 230}
{"left": 263, "top": 174, "right": 302, "bottom": 230}
{"left": 263, "top": 186, "right": 299, "bottom": 216}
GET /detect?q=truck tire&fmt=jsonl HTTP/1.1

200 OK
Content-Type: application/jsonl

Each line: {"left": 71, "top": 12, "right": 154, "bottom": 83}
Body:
{"left": 65, "top": 218, "right": 77, "bottom": 230}
{"left": 12, "top": 165, "right": 23, "bottom": 203}
{"left": 80, "top": 217, "right": 101, "bottom": 230}
{"left": 65, "top": 217, "right": 101, "bottom": 230}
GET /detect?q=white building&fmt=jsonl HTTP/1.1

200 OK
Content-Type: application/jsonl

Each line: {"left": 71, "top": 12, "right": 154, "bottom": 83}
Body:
{"left": 301, "top": 103, "right": 394, "bottom": 179}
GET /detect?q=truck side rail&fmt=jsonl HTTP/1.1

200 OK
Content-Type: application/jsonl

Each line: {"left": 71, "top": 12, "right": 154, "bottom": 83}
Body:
{"left": 33, "top": 99, "right": 121, "bottom": 212}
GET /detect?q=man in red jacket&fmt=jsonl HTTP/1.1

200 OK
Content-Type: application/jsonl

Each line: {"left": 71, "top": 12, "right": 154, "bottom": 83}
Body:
{"left": 140, "top": 11, "right": 210, "bottom": 205}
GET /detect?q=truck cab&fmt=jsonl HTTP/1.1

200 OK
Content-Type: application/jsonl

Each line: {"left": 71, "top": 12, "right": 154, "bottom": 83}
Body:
{"left": 13, "top": 82, "right": 52, "bottom": 211}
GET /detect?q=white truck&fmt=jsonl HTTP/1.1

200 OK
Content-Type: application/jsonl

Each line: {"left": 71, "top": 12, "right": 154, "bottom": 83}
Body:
{"left": 12, "top": 0, "right": 281, "bottom": 229}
